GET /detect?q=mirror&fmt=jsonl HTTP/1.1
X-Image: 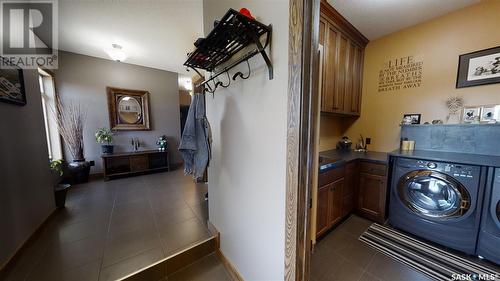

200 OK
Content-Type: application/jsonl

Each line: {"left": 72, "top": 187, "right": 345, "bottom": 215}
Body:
{"left": 107, "top": 87, "right": 150, "bottom": 130}
{"left": 118, "top": 96, "right": 142, "bottom": 124}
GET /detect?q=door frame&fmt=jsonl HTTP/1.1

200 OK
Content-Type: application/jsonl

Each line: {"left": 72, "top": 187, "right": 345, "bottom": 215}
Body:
{"left": 284, "top": 0, "right": 320, "bottom": 280}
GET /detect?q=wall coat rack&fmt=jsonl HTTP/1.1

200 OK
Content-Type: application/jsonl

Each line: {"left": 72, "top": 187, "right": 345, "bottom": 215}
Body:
{"left": 183, "top": 9, "right": 273, "bottom": 94}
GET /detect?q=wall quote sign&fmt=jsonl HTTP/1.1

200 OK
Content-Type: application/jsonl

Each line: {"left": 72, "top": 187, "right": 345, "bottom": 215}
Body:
{"left": 378, "top": 56, "right": 423, "bottom": 92}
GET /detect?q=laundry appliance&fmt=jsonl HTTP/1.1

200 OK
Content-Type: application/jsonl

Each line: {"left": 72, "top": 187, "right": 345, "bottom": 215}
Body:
{"left": 477, "top": 168, "right": 500, "bottom": 265}
{"left": 389, "top": 157, "right": 485, "bottom": 255}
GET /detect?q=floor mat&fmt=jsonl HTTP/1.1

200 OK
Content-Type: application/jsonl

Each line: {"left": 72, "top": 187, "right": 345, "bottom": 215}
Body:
{"left": 359, "top": 223, "right": 500, "bottom": 281}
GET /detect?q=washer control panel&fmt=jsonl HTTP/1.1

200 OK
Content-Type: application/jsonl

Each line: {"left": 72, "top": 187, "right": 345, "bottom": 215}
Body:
{"left": 414, "top": 160, "right": 475, "bottom": 178}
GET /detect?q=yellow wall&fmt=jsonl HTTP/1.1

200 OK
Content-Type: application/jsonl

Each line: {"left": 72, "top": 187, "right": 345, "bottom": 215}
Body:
{"left": 321, "top": 0, "right": 500, "bottom": 152}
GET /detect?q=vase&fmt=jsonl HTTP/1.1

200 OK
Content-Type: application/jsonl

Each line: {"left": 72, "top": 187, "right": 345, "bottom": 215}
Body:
{"left": 446, "top": 113, "right": 461, "bottom": 124}
{"left": 54, "top": 183, "right": 71, "bottom": 208}
{"left": 67, "top": 159, "right": 91, "bottom": 184}
{"left": 101, "top": 145, "right": 114, "bottom": 154}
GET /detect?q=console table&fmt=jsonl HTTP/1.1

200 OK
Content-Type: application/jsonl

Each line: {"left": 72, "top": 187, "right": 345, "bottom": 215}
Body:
{"left": 101, "top": 150, "right": 170, "bottom": 180}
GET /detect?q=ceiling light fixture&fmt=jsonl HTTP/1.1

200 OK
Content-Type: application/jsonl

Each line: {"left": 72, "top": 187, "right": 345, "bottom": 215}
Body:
{"left": 107, "top": 43, "right": 127, "bottom": 62}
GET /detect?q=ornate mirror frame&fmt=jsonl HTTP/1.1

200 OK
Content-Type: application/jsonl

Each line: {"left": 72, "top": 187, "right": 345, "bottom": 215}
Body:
{"left": 106, "top": 86, "right": 151, "bottom": 131}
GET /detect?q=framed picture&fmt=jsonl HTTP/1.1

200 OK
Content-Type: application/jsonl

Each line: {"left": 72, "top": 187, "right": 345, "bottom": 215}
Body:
{"left": 462, "top": 107, "right": 481, "bottom": 123}
{"left": 0, "top": 57, "right": 26, "bottom": 106}
{"left": 403, "top": 114, "right": 421, "bottom": 125}
{"left": 480, "top": 105, "right": 499, "bottom": 122}
{"left": 457, "top": 46, "right": 500, "bottom": 88}
{"left": 107, "top": 87, "right": 151, "bottom": 131}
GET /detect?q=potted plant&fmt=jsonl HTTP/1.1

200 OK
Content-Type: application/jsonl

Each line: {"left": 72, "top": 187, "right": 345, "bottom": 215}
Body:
{"left": 54, "top": 100, "right": 91, "bottom": 184}
{"left": 50, "top": 159, "right": 71, "bottom": 208}
{"left": 95, "top": 128, "right": 114, "bottom": 154}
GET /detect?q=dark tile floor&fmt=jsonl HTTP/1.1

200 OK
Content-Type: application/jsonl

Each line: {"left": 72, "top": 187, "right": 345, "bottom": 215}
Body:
{"left": 168, "top": 253, "right": 232, "bottom": 281}
{"left": 4, "top": 169, "right": 212, "bottom": 281}
{"left": 311, "top": 215, "right": 434, "bottom": 281}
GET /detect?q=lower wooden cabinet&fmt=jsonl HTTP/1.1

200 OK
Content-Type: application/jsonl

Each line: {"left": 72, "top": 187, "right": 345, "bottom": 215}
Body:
{"left": 357, "top": 172, "right": 386, "bottom": 223}
{"left": 316, "top": 160, "right": 387, "bottom": 237}
{"left": 316, "top": 184, "right": 330, "bottom": 235}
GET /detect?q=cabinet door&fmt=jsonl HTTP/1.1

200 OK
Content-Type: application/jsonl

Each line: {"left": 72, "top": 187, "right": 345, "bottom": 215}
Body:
{"left": 342, "top": 162, "right": 357, "bottom": 216}
{"left": 334, "top": 35, "right": 348, "bottom": 112}
{"left": 357, "top": 173, "right": 386, "bottom": 223}
{"left": 316, "top": 184, "right": 331, "bottom": 236}
{"left": 350, "top": 45, "right": 363, "bottom": 114}
{"left": 329, "top": 178, "right": 344, "bottom": 226}
{"left": 322, "top": 22, "right": 339, "bottom": 113}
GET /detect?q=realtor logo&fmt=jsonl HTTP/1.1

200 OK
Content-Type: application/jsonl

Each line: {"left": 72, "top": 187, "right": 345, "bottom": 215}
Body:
{"left": 1, "top": 0, "right": 58, "bottom": 69}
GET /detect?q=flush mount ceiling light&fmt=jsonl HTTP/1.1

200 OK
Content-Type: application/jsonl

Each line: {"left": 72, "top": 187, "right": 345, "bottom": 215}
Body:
{"left": 106, "top": 43, "right": 127, "bottom": 62}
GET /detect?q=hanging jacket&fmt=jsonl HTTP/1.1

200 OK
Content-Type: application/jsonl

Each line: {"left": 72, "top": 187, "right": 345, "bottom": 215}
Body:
{"left": 179, "top": 93, "right": 211, "bottom": 179}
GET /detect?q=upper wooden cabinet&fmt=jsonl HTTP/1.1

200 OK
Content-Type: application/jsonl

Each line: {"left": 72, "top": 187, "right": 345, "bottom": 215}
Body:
{"left": 319, "top": 1, "right": 368, "bottom": 116}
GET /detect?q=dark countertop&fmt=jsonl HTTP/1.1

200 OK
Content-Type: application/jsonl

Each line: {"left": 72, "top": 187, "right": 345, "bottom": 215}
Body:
{"left": 389, "top": 149, "right": 500, "bottom": 167}
{"left": 319, "top": 149, "right": 388, "bottom": 172}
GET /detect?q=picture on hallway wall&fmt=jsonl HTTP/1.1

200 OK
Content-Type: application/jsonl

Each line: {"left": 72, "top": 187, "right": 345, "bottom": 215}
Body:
{"left": 457, "top": 46, "right": 500, "bottom": 88}
{"left": 0, "top": 57, "right": 26, "bottom": 106}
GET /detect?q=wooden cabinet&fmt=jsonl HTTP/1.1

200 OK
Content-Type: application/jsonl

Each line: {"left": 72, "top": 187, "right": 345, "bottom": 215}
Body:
{"left": 315, "top": 159, "right": 387, "bottom": 237}
{"left": 319, "top": 2, "right": 368, "bottom": 116}
{"left": 102, "top": 150, "right": 170, "bottom": 180}
{"left": 342, "top": 162, "right": 357, "bottom": 216}
{"left": 357, "top": 162, "right": 387, "bottom": 223}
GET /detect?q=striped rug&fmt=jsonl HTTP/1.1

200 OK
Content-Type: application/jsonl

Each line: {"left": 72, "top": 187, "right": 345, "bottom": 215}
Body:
{"left": 359, "top": 223, "right": 500, "bottom": 281}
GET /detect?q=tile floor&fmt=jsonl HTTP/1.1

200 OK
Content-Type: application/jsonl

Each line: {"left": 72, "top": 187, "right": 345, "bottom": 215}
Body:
{"left": 311, "top": 215, "right": 434, "bottom": 281}
{"left": 4, "top": 169, "right": 212, "bottom": 281}
{"left": 168, "top": 254, "right": 232, "bottom": 281}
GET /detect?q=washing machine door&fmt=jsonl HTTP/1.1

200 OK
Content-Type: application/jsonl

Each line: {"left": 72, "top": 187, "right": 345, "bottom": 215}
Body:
{"left": 491, "top": 184, "right": 500, "bottom": 229}
{"left": 398, "top": 170, "right": 471, "bottom": 219}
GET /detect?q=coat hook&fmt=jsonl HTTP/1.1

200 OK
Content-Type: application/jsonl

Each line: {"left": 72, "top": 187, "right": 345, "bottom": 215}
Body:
{"left": 215, "top": 71, "right": 231, "bottom": 88}
{"left": 232, "top": 60, "right": 251, "bottom": 80}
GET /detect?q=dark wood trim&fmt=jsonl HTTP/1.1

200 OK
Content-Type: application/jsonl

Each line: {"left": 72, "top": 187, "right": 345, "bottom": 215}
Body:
{"left": 285, "top": 0, "right": 320, "bottom": 280}
{"left": 0, "top": 209, "right": 57, "bottom": 278}
{"left": 320, "top": 0, "right": 368, "bottom": 47}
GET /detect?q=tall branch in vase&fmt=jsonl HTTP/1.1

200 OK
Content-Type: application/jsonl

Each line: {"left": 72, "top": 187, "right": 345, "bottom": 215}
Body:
{"left": 54, "top": 99, "right": 87, "bottom": 161}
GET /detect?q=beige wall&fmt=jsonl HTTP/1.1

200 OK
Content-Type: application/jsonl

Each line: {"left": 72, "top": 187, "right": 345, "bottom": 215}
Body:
{"left": 321, "top": 0, "right": 500, "bottom": 152}
{"left": 0, "top": 70, "right": 55, "bottom": 267}
{"left": 348, "top": 0, "right": 500, "bottom": 152}
{"left": 203, "top": 0, "right": 288, "bottom": 279}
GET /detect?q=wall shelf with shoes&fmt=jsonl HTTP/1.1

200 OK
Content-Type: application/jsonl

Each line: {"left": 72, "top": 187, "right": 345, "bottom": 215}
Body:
{"left": 183, "top": 8, "right": 273, "bottom": 94}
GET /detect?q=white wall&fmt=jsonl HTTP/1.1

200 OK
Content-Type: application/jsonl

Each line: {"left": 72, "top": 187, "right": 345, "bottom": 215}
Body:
{"left": 0, "top": 70, "right": 55, "bottom": 267}
{"left": 203, "top": 1, "right": 289, "bottom": 280}
{"left": 55, "top": 51, "right": 182, "bottom": 173}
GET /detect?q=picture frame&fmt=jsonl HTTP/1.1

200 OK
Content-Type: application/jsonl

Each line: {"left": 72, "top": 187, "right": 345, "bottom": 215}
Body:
{"left": 456, "top": 46, "right": 500, "bottom": 88}
{"left": 462, "top": 107, "right": 481, "bottom": 123}
{"left": 403, "top": 114, "right": 421, "bottom": 125}
{"left": 480, "top": 105, "right": 499, "bottom": 122}
{"left": 107, "top": 87, "right": 151, "bottom": 131}
{"left": 0, "top": 57, "right": 26, "bottom": 106}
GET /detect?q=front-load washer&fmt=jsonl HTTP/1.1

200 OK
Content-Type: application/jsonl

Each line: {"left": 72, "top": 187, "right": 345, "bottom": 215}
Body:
{"left": 477, "top": 168, "right": 500, "bottom": 265}
{"left": 389, "top": 157, "right": 485, "bottom": 255}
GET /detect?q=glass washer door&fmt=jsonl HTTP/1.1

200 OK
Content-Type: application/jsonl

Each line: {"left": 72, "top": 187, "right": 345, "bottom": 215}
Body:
{"left": 398, "top": 170, "right": 471, "bottom": 219}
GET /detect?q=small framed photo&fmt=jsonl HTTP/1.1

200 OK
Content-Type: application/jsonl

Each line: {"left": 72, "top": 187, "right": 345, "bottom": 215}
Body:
{"left": 457, "top": 46, "right": 500, "bottom": 88}
{"left": 462, "top": 107, "right": 481, "bottom": 123}
{"left": 403, "top": 114, "right": 421, "bottom": 125}
{"left": 480, "top": 105, "right": 499, "bottom": 122}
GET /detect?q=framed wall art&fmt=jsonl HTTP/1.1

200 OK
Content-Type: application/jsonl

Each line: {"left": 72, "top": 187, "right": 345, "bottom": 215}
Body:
{"left": 403, "top": 114, "right": 421, "bottom": 125}
{"left": 457, "top": 46, "right": 500, "bottom": 88}
{"left": 462, "top": 107, "right": 481, "bottom": 123}
{"left": 107, "top": 87, "right": 151, "bottom": 131}
{"left": 0, "top": 57, "right": 26, "bottom": 106}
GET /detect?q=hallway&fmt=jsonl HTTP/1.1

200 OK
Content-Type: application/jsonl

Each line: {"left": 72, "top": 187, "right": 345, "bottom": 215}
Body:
{"left": 4, "top": 169, "right": 211, "bottom": 281}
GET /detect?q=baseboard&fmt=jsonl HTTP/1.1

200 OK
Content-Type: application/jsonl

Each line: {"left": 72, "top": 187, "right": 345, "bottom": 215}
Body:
{"left": 0, "top": 208, "right": 57, "bottom": 279}
{"left": 216, "top": 248, "right": 244, "bottom": 281}
{"left": 207, "top": 221, "right": 244, "bottom": 281}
